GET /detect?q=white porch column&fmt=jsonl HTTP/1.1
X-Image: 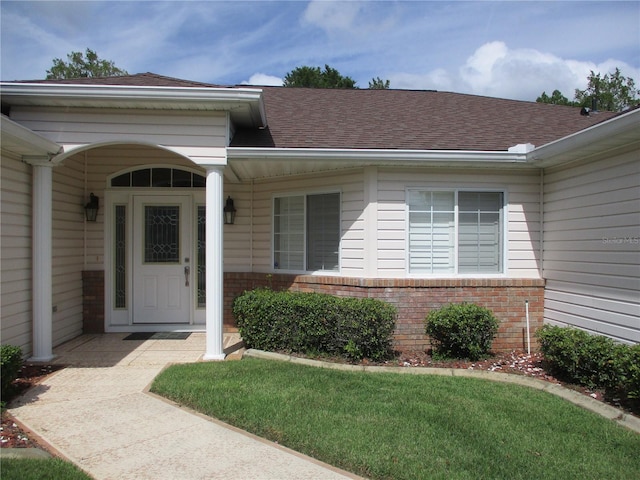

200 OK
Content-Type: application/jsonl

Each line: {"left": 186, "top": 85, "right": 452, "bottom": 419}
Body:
{"left": 31, "top": 163, "right": 54, "bottom": 361}
{"left": 203, "top": 166, "right": 226, "bottom": 360}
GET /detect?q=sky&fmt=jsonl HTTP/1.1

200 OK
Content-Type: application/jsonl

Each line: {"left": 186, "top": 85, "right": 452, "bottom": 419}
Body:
{"left": 1, "top": 1, "right": 639, "bottom": 102}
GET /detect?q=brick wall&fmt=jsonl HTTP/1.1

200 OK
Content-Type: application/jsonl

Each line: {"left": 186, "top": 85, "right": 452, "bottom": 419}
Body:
{"left": 224, "top": 273, "right": 544, "bottom": 353}
{"left": 82, "top": 270, "right": 105, "bottom": 333}
{"left": 84, "top": 270, "right": 543, "bottom": 352}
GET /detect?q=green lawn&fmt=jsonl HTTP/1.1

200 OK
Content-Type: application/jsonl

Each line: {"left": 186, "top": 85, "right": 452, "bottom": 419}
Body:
{"left": 1, "top": 458, "right": 92, "bottom": 480}
{"left": 152, "top": 358, "right": 640, "bottom": 480}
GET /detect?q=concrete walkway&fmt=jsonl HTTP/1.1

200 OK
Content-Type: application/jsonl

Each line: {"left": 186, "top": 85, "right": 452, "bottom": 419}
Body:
{"left": 7, "top": 334, "right": 361, "bottom": 480}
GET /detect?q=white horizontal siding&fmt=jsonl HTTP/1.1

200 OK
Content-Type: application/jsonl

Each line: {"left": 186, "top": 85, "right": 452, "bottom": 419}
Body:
{"left": 11, "top": 107, "right": 228, "bottom": 149}
{"left": 377, "top": 167, "right": 542, "bottom": 278}
{"left": 1, "top": 153, "right": 33, "bottom": 356}
{"left": 247, "top": 169, "right": 365, "bottom": 275}
{"left": 51, "top": 157, "right": 85, "bottom": 345}
{"left": 543, "top": 150, "right": 640, "bottom": 344}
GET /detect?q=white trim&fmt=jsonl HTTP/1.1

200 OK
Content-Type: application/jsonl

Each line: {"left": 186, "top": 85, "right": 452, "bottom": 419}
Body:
{"left": 229, "top": 147, "right": 530, "bottom": 164}
{"left": 31, "top": 164, "right": 54, "bottom": 361}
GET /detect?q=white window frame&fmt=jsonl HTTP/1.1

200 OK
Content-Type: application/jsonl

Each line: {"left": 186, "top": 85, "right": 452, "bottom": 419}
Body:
{"left": 406, "top": 188, "right": 508, "bottom": 277}
{"left": 272, "top": 190, "right": 342, "bottom": 274}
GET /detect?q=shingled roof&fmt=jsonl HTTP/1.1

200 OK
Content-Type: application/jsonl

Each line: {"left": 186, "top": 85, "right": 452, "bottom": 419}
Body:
{"left": 232, "top": 87, "right": 616, "bottom": 151}
{"left": 13, "top": 72, "right": 616, "bottom": 152}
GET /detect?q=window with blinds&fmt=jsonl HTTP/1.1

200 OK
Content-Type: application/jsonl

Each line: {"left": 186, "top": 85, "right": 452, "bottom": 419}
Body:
{"left": 273, "top": 193, "right": 340, "bottom": 272}
{"left": 408, "top": 190, "right": 504, "bottom": 274}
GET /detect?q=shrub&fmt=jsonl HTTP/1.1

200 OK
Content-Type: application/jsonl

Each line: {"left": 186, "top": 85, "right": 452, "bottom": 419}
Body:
{"left": 1, "top": 344, "right": 23, "bottom": 404}
{"left": 233, "top": 289, "right": 396, "bottom": 361}
{"left": 537, "top": 325, "right": 640, "bottom": 413}
{"left": 425, "top": 303, "right": 499, "bottom": 361}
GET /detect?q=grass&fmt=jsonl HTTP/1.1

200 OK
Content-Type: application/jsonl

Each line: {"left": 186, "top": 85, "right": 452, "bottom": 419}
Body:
{"left": 152, "top": 358, "right": 640, "bottom": 480}
{"left": 1, "top": 458, "right": 92, "bottom": 480}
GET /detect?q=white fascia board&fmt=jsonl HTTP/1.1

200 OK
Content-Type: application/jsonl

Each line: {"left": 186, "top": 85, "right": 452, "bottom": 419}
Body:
{"left": 529, "top": 108, "right": 640, "bottom": 165}
{"left": 0, "top": 83, "right": 267, "bottom": 126}
{"left": 227, "top": 147, "right": 529, "bottom": 165}
{"left": 1, "top": 114, "right": 62, "bottom": 157}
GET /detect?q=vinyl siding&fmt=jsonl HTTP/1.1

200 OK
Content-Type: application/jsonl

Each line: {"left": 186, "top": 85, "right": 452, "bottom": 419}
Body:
{"left": 245, "top": 169, "right": 365, "bottom": 275}
{"left": 51, "top": 157, "right": 85, "bottom": 345}
{"left": 543, "top": 149, "right": 640, "bottom": 343}
{"left": 377, "top": 167, "right": 541, "bottom": 278}
{"left": 10, "top": 107, "right": 228, "bottom": 149}
{"left": 1, "top": 153, "right": 33, "bottom": 355}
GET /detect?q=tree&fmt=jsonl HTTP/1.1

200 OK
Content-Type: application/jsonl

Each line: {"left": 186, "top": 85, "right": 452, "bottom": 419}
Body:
{"left": 46, "top": 48, "right": 128, "bottom": 80}
{"left": 369, "top": 77, "right": 390, "bottom": 89}
{"left": 536, "top": 67, "right": 639, "bottom": 111}
{"left": 283, "top": 64, "right": 357, "bottom": 88}
{"left": 536, "top": 89, "right": 575, "bottom": 106}
{"left": 574, "top": 68, "right": 639, "bottom": 112}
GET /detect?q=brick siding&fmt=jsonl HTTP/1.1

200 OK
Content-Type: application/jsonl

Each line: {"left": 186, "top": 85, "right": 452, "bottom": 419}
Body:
{"left": 84, "top": 270, "right": 544, "bottom": 352}
{"left": 82, "top": 270, "right": 105, "bottom": 334}
{"left": 224, "top": 273, "right": 544, "bottom": 353}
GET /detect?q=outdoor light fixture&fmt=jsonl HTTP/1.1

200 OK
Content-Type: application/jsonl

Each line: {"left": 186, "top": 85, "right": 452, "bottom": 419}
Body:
{"left": 84, "top": 193, "right": 99, "bottom": 222}
{"left": 223, "top": 195, "right": 236, "bottom": 225}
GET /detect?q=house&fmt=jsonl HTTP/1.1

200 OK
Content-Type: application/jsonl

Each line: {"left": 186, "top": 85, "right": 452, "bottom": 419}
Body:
{"left": 1, "top": 73, "right": 638, "bottom": 361}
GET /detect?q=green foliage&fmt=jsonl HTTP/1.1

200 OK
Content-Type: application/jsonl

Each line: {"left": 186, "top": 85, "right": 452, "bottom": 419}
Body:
{"left": 46, "top": 48, "right": 128, "bottom": 80}
{"left": 425, "top": 303, "right": 499, "bottom": 361}
{"left": 283, "top": 64, "right": 357, "bottom": 89}
{"left": 537, "top": 67, "right": 639, "bottom": 112}
{"left": 233, "top": 289, "right": 396, "bottom": 361}
{"left": 574, "top": 68, "right": 639, "bottom": 111}
{"left": 368, "top": 76, "right": 390, "bottom": 89}
{"left": 1, "top": 344, "right": 23, "bottom": 404}
{"left": 537, "top": 325, "right": 640, "bottom": 412}
{"left": 536, "top": 89, "right": 576, "bottom": 106}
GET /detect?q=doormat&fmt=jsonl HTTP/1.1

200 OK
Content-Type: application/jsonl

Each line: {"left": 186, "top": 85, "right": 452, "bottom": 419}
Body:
{"left": 123, "top": 332, "right": 191, "bottom": 341}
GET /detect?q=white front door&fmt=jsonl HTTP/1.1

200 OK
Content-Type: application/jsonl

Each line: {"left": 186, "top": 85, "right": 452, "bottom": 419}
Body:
{"left": 133, "top": 195, "right": 191, "bottom": 324}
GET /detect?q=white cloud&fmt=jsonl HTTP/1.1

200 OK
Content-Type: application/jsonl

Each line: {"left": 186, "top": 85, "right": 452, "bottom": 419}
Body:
{"left": 302, "top": 0, "right": 363, "bottom": 31}
{"left": 390, "top": 41, "right": 640, "bottom": 102}
{"left": 242, "top": 73, "right": 284, "bottom": 87}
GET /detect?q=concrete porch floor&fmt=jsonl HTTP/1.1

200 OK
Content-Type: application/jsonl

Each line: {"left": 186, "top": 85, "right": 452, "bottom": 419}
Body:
{"left": 50, "top": 332, "right": 245, "bottom": 367}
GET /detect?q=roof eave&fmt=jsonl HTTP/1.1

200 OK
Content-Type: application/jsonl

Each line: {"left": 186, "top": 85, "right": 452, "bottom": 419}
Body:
{"left": 1, "top": 114, "right": 63, "bottom": 159}
{"left": 227, "top": 147, "right": 530, "bottom": 165}
{"left": 0, "top": 83, "right": 267, "bottom": 127}
{"left": 529, "top": 108, "right": 640, "bottom": 167}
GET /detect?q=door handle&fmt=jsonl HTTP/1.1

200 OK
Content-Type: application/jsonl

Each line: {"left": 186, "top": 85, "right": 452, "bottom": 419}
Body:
{"left": 184, "top": 266, "right": 190, "bottom": 287}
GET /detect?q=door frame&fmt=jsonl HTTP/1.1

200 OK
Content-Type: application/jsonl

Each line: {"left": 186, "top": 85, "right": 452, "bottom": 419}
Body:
{"left": 104, "top": 189, "right": 206, "bottom": 331}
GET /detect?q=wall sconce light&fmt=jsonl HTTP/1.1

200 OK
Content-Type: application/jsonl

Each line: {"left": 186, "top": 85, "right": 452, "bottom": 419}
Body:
{"left": 84, "top": 193, "right": 99, "bottom": 222}
{"left": 223, "top": 195, "right": 236, "bottom": 225}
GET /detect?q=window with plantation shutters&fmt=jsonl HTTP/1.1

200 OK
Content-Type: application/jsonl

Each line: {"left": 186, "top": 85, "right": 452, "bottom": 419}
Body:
{"left": 408, "top": 190, "right": 504, "bottom": 274}
{"left": 273, "top": 193, "right": 340, "bottom": 272}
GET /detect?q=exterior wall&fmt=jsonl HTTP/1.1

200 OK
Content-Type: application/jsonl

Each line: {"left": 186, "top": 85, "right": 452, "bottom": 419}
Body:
{"left": 238, "top": 166, "right": 542, "bottom": 279}
{"left": 224, "top": 273, "right": 544, "bottom": 352}
{"left": 244, "top": 169, "right": 366, "bottom": 275}
{"left": 376, "top": 167, "right": 542, "bottom": 278}
{"left": 51, "top": 156, "right": 85, "bottom": 345}
{"left": 1, "top": 153, "right": 33, "bottom": 355}
{"left": 543, "top": 149, "right": 640, "bottom": 344}
{"left": 10, "top": 107, "right": 228, "bottom": 156}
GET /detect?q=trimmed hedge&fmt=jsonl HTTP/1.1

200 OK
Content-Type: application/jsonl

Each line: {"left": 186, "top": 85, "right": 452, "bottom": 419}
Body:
{"left": 233, "top": 289, "right": 397, "bottom": 361}
{"left": 425, "top": 303, "right": 499, "bottom": 361}
{"left": 537, "top": 325, "right": 640, "bottom": 413}
{"left": 1, "top": 344, "right": 23, "bottom": 406}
